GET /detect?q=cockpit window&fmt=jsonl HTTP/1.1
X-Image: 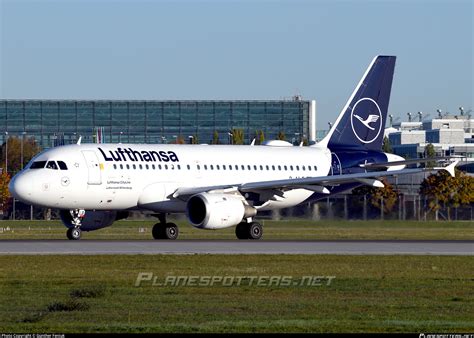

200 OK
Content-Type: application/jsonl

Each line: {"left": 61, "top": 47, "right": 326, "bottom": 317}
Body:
{"left": 46, "top": 161, "right": 58, "bottom": 170}
{"left": 30, "top": 161, "right": 47, "bottom": 169}
{"left": 57, "top": 161, "right": 68, "bottom": 170}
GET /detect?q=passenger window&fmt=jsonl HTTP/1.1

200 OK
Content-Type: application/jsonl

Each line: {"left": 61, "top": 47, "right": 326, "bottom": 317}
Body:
{"left": 113, "top": 164, "right": 117, "bottom": 170}
{"left": 152, "top": 164, "right": 156, "bottom": 170}
{"left": 314, "top": 165, "right": 317, "bottom": 171}
{"left": 284, "top": 165, "right": 288, "bottom": 170}
{"left": 210, "top": 165, "right": 214, "bottom": 170}
{"left": 302, "top": 165, "right": 306, "bottom": 171}
{"left": 253, "top": 165, "right": 257, "bottom": 170}
{"left": 204, "top": 165, "right": 208, "bottom": 170}
{"left": 296, "top": 165, "right": 300, "bottom": 171}
{"left": 266, "top": 165, "right": 269, "bottom": 170}
{"left": 197, "top": 165, "right": 200, "bottom": 170}
{"left": 164, "top": 164, "right": 168, "bottom": 170}
{"left": 177, "top": 165, "right": 181, "bottom": 170}
{"left": 120, "top": 164, "right": 123, "bottom": 169}
{"left": 228, "top": 165, "right": 232, "bottom": 170}
{"left": 235, "top": 165, "right": 238, "bottom": 170}
{"left": 126, "top": 164, "right": 130, "bottom": 170}
{"left": 139, "top": 164, "right": 143, "bottom": 170}
{"left": 278, "top": 165, "right": 281, "bottom": 170}
{"left": 308, "top": 166, "right": 311, "bottom": 171}
{"left": 46, "top": 161, "right": 58, "bottom": 170}
{"left": 259, "top": 165, "right": 263, "bottom": 170}
{"left": 30, "top": 161, "right": 47, "bottom": 169}
{"left": 290, "top": 165, "right": 294, "bottom": 170}
{"left": 216, "top": 165, "right": 220, "bottom": 170}
{"left": 187, "top": 165, "right": 190, "bottom": 170}
{"left": 241, "top": 165, "right": 245, "bottom": 170}
{"left": 158, "top": 164, "right": 162, "bottom": 170}
{"left": 145, "top": 164, "right": 149, "bottom": 170}
{"left": 223, "top": 165, "right": 226, "bottom": 170}
{"left": 57, "top": 161, "right": 68, "bottom": 170}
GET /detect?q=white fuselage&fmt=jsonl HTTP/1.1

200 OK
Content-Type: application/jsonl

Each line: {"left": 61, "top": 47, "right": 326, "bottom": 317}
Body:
{"left": 11, "top": 143, "right": 333, "bottom": 213}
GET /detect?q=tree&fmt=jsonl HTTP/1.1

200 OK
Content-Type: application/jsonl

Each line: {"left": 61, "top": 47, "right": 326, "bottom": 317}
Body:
{"left": 254, "top": 130, "right": 265, "bottom": 145}
{"left": 277, "top": 131, "right": 286, "bottom": 141}
{"left": 191, "top": 135, "right": 199, "bottom": 144}
{"left": 211, "top": 131, "right": 220, "bottom": 145}
{"left": 424, "top": 143, "right": 436, "bottom": 168}
{"left": 231, "top": 129, "right": 244, "bottom": 145}
{"left": 0, "top": 171, "right": 11, "bottom": 216}
{"left": 352, "top": 179, "right": 399, "bottom": 215}
{"left": 382, "top": 136, "right": 392, "bottom": 153}
{"left": 420, "top": 169, "right": 474, "bottom": 220}
{"left": 1, "top": 136, "right": 41, "bottom": 175}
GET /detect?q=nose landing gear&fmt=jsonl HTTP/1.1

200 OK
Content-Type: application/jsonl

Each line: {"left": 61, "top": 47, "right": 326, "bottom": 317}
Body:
{"left": 67, "top": 209, "right": 85, "bottom": 240}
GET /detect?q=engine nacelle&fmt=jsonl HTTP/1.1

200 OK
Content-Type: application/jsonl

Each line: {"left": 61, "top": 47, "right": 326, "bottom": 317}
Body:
{"left": 186, "top": 193, "right": 255, "bottom": 230}
{"left": 59, "top": 210, "right": 129, "bottom": 231}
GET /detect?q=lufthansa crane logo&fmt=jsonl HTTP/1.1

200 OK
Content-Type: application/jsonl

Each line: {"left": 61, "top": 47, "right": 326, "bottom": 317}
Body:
{"left": 350, "top": 97, "right": 383, "bottom": 144}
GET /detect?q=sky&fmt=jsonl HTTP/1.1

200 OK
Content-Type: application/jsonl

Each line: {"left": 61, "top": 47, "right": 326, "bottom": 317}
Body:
{"left": 0, "top": 0, "right": 472, "bottom": 129}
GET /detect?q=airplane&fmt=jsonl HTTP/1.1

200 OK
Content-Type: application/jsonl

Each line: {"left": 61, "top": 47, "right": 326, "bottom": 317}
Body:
{"left": 8, "top": 55, "right": 458, "bottom": 240}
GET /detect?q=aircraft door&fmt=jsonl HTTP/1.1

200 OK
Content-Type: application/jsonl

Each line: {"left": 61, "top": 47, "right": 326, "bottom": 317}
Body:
{"left": 82, "top": 150, "right": 102, "bottom": 185}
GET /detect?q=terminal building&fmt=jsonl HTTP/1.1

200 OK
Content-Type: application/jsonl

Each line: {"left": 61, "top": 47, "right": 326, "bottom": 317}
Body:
{"left": 0, "top": 99, "right": 317, "bottom": 149}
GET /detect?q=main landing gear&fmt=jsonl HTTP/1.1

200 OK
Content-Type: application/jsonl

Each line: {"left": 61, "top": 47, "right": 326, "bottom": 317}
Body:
{"left": 152, "top": 214, "right": 179, "bottom": 240}
{"left": 235, "top": 221, "right": 263, "bottom": 240}
{"left": 67, "top": 209, "right": 85, "bottom": 240}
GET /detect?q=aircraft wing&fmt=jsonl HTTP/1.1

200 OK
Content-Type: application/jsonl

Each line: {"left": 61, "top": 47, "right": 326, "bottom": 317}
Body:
{"left": 171, "top": 159, "right": 459, "bottom": 199}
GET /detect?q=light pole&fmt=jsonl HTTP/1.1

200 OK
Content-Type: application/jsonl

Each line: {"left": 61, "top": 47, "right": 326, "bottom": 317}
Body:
{"left": 21, "top": 131, "right": 26, "bottom": 170}
{"left": 227, "top": 132, "right": 233, "bottom": 145}
{"left": 4, "top": 132, "right": 8, "bottom": 175}
{"left": 459, "top": 106, "right": 464, "bottom": 116}
{"left": 188, "top": 135, "right": 194, "bottom": 144}
{"left": 119, "top": 131, "right": 123, "bottom": 143}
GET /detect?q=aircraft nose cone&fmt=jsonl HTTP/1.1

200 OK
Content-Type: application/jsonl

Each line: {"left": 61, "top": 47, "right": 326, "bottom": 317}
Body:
{"left": 9, "top": 174, "right": 32, "bottom": 203}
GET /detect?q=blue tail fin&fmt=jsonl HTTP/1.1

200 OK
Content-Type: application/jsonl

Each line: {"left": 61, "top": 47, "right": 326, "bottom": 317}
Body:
{"left": 320, "top": 55, "right": 396, "bottom": 151}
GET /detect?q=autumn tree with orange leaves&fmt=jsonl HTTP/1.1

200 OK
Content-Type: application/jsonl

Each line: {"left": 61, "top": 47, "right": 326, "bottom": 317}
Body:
{"left": 0, "top": 171, "right": 11, "bottom": 216}
{"left": 420, "top": 169, "right": 474, "bottom": 220}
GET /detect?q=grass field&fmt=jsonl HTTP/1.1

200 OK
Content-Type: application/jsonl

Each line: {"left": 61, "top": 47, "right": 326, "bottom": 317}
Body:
{"left": 0, "top": 219, "right": 473, "bottom": 240}
{"left": 0, "top": 255, "right": 472, "bottom": 333}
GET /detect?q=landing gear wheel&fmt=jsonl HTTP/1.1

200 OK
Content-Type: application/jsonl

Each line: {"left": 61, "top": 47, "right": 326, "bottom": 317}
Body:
{"left": 235, "top": 222, "right": 263, "bottom": 240}
{"left": 248, "top": 222, "right": 263, "bottom": 240}
{"left": 67, "top": 227, "right": 82, "bottom": 240}
{"left": 152, "top": 222, "right": 179, "bottom": 240}
{"left": 235, "top": 222, "right": 249, "bottom": 240}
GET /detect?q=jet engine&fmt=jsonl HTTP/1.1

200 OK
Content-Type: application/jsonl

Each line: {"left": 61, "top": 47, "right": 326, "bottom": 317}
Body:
{"left": 186, "top": 193, "right": 256, "bottom": 230}
{"left": 59, "top": 210, "right": 129, "bottom": 231}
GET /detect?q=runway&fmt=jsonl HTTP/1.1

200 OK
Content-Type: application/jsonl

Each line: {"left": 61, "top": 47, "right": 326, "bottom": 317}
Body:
{"left": 0, "top": 240, "right": 472, "bottom": 255}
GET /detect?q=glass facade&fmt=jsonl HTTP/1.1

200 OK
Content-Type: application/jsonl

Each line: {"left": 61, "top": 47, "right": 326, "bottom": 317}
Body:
{"left": 0, "top": 100, "right": 311, "bottom": 149}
